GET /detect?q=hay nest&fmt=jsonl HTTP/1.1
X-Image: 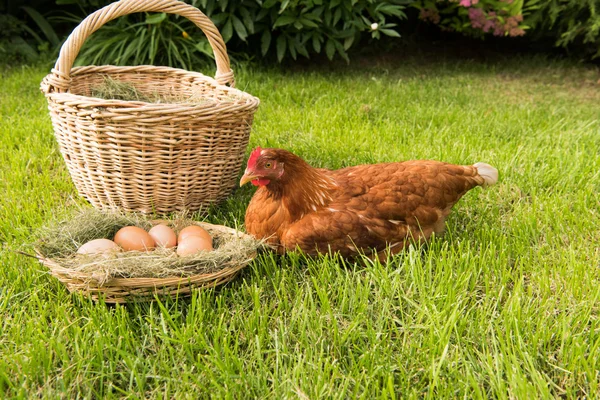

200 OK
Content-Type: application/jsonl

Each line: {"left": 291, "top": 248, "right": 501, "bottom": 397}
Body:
{"left": 35, "top": 208, "right": 262, "bottom": 285}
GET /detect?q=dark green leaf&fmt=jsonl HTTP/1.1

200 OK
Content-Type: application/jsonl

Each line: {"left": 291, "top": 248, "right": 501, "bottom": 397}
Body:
{"left": 149, "top": 27, "right": 158, "bottom": 63}
{"left": 296, "top": 40, "right": 309, "bottom": 58}
{"left": 222, "top": 18, "right": 233, "bottom": 42}
{"left": 21, "top": 26, "right": 43, "bottom": 44}
{"left": 274, "top": 14, "right": 297, "bottom": 28}
{"left": 333, "top": 7, "right": 342, "bottom": 25}
{"left": 376, "top": 4, "right": 406, "bottom": 18}
{"left": 232, "top": 16, "right": 248, "bottom": 41}
{"left": 334, "top": 39, "right": 349, "bottom": 62}
{"left": 195, "top": 40, "right": 215, "bottom": 58}
{"left": 276, "top": 34, "right": 286, "bottom": 62}
{"left": 179, "top": 38, "right": 192, "bottom": 66}
{"left": 210, "top": 13, "right": 228, "bottom": 25}
{"left": 312, "top": 35, "right": 321, "bottom": 53}
{"left": 219, "top": 0, "right": 228, "bottom": 12}
{"left": 287, "top": 36, "right": 297, "bottom": 60}
{"left": 298, "top": 17, "right": 319, "bottom": 28}
{"left": 263, "top": 0, "right": 278, "bottom": 9}
{"left": 81, "top": 33, "right": 124, "bottom": 65}
{"left": 325, "top": 38, "right": 335, "bottom": 60}
{"left": 205, "top": 0, "right": 215, "bottom": 15}
{"left": 169, "top": 40, "right": 187, "bottom": 69}
{"left": 108, "top": 40, "right": 126, "bottom": 65}
{"left": 256, "top": 7, "right": 270, "bottom": 21}
{"left": 324, "top": 9, "right": 332, "bottom": 25}
{"left": 239, "top": 7, "right": 255, "bottom": 34}
{"left": 261, "top": 29, "right": 271, "bottom": 56}
{"left": 21, "top": 7, "right": 59, "bottom": 47}
{"left": 135, "top": 27, "right": 147, "bottom": 61}
{"left": 304, "top": 12, "right": 322, "bottom": 22}
{"left": 343, "top": 35, "right": 354, "bottom": 50}
{"left": 379, "top": 28, "right": 401, "bottom": 37}
{"left": 280, "top": 0, "right": 291, "bottom": 13}
{"left": 145, "top": 13, "right": 167, "bottom": 25}
{"left": 120, "top": 36, "right": 139, "bottom": 64}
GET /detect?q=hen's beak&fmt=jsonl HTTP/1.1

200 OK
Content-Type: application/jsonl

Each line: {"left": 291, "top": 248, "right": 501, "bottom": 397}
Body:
{"left": 240, "top": 172, "right": 258, "bottom": 187}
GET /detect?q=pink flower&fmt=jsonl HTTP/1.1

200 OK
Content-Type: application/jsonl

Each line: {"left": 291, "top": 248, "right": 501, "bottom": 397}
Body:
{"left": 482, "top": 19, "right": 495, "bottom": 33}
{"left": 468, "top": 8, "right": 484, "bottom": 19}
{"left": 468, "top": 7, "right": 486, "bottom": 28}
{"left": 465, "top": 4, "right": 524, "bottom": 37}
{"left": 504, "top": 16, "right": 517, "bottom": 29}
{"left": 509, "top": 28, "right": 525, "bottom": 36}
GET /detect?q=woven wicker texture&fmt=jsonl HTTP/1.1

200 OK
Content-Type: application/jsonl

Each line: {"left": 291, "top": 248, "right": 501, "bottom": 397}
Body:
{"left": 38, "top": 222, "right": 257, "bottom": 303}
{"left": 40, "top": 0, "right": 260, "bottom": 213}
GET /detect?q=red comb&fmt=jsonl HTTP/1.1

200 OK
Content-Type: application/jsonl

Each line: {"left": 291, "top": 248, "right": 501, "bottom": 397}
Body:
{"left": 247, "top": 147, "right": 262, "bottom": 169}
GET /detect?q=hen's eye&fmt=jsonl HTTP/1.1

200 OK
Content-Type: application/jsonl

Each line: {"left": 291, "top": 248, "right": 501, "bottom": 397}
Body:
{"left": 265, "top": 162, "right": 272, "bottom": 168}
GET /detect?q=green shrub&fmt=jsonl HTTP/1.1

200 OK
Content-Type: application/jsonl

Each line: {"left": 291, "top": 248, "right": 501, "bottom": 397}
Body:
{"left": 193, "top": 0, "right": 410, "bottom": 62}
{"left": 415, "top": 0, "right": 528, "bottom": 38}
{"left": 414, "top": 0, "right": 600, "bottom": 59}
{"left": 53, "top": 0, "right": 412, "bottom": 69}
{"left": 12, "top": 0, "right": 600, "bottom": 67}
{"left": 0, "top": 7, "right": 60, "bottom": 63}
{"left": 525, "top": 0, "right": 600, "bottom": 59}
{"left": 56, "top": 9, "right": 215, "bottom": 69}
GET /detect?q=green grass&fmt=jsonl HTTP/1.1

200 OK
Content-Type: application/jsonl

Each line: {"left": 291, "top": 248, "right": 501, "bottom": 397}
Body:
{"left": 1, "top": 54, "right": 599, "bottom": 398}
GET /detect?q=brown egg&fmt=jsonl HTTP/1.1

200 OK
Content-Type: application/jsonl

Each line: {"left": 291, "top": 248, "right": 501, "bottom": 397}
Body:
{"left": 148, "top": 224, "right": 177, "bottom": 248}
{"left": 114, "top": 226, "right": 156, "bottom": 251}
{"left": 176, "top": 235, "right": 213, "bottom": 256}
{"left": 77, "top": 238, "right": 121, "bottom": 255}
{"left": 178, "top": 225, "right": 212, "bottom": 244}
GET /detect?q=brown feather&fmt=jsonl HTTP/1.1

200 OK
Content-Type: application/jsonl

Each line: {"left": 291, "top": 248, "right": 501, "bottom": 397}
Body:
{"left": 243, "top": 149, "right": 496, "bottom": 259}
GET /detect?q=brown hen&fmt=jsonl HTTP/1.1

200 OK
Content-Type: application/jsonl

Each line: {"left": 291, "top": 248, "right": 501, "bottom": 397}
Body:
{"left": 241, "top": 148, "right": 497, "bottom": 259}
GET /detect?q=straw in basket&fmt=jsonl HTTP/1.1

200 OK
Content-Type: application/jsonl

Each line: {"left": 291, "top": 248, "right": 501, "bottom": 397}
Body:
{"left": 40, "top": 0, "right": 260, "bottom": 214}
{"left": 36, "top": 220, "right": 259, "bottom": 304}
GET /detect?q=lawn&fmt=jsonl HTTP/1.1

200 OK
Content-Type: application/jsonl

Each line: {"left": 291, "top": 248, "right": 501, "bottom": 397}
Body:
{"left": 1, "top": 54, "right": 599, "bottom": 398}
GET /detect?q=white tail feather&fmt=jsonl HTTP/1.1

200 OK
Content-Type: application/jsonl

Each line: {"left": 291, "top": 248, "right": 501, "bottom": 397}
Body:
{"left": 473, "top": 162, "right": 498, "bottom": 187}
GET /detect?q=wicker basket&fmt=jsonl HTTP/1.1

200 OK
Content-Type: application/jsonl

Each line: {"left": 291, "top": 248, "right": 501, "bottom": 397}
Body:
{"left": 40, "top": 0, "right": 260, "bottom": 214}
{"left": 37, "top": 222, "right": 257, "bottom": 303}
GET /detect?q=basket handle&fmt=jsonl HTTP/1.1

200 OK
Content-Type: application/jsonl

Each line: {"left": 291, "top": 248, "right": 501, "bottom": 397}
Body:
{"left": 48, "top": 0, "right": 234, "bottom": 92}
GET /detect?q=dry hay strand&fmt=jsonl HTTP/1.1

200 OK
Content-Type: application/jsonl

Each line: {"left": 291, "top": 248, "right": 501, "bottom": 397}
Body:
{"left": 90, "top": 76, "right": 233, "bottom": 104}
{"left": 35, "top": 208, "right": 261, "bottom": 285}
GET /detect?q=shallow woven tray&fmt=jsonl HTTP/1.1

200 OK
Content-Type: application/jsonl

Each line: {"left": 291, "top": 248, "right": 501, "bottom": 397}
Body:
{"left": 40, "top": 0, "right": 260, "bottom": 213}
{"left": 37, "top": 222, "right": 257, "bottom": 303}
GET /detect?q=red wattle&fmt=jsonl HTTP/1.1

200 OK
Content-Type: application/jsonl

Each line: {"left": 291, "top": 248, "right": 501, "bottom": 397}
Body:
{"left": 251, "top": 179, "right": 271, "bottom": 186}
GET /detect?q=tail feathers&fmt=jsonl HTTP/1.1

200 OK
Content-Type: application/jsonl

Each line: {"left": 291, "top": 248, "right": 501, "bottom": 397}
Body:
{"left": 473, "top": 162, "right": 498, "bottom": 187}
